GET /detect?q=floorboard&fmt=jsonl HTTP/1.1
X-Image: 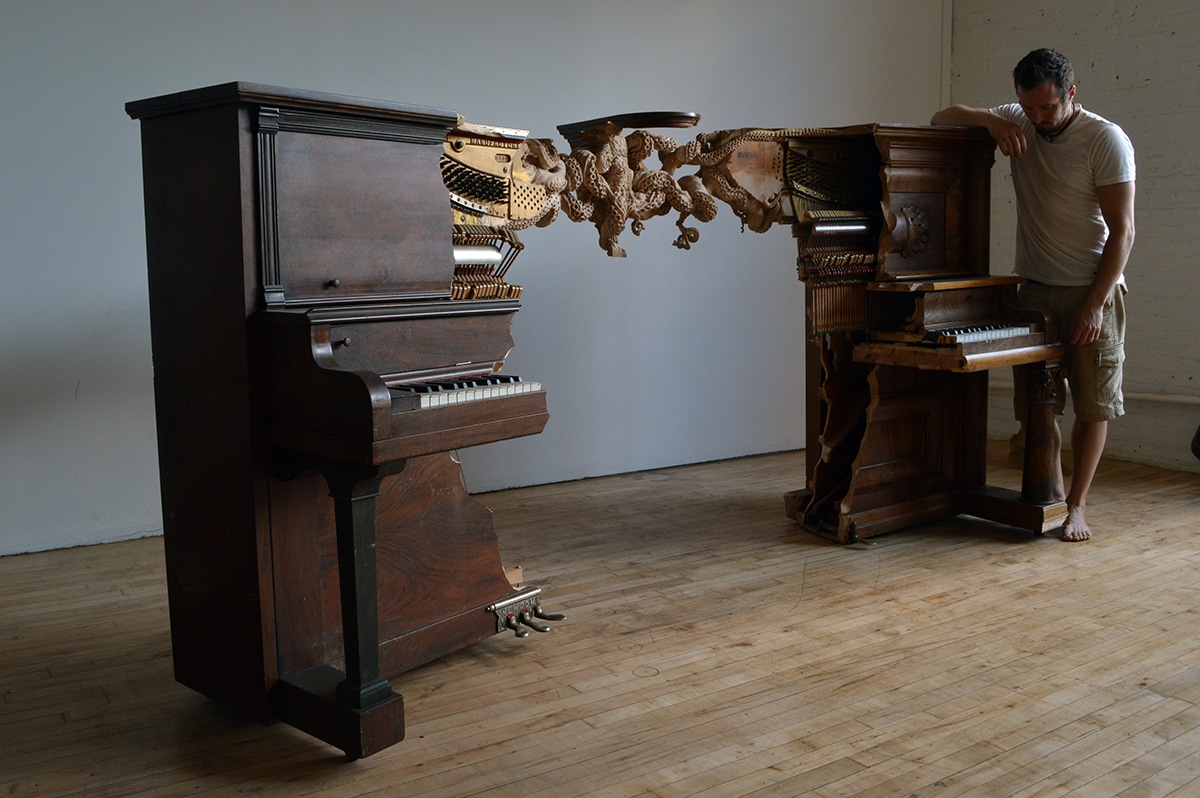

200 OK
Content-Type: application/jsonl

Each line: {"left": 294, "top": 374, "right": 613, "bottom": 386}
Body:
{"left": 2, "top": 442, "right": 1200, "bottom": 796}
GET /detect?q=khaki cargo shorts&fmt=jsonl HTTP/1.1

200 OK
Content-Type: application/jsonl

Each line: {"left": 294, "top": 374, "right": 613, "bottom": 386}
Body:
{"left": 1013, "top": 280, "right": 1126, "bottom": 423}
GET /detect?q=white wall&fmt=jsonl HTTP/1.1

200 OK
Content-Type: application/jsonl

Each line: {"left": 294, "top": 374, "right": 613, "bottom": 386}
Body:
{"left": 946, "top": 0, "right": 1200, "bottom": 474}
{"left": 0, "top": 0, "right": 950, "bottom": 555}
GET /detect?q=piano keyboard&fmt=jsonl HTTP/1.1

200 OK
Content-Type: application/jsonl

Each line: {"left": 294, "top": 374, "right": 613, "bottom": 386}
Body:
{"left": 389, "top": 374, "right": 541, "bottom": 410}
{"left": 929, "top": 324, "right": 1032, "bottom": 344}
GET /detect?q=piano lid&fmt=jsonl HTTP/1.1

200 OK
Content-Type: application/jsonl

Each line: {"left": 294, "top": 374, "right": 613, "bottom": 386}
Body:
{"left": 128, "top": 82, "right": 463, "bottom": 308}
{"left": 125, "top": 81, "right": 458, "bottom": 131}
{"left": 555, "top": 111, "right": 700, "bottom": 150}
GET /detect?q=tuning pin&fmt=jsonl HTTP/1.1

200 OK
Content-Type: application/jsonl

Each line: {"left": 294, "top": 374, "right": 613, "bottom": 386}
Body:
{"left": 503, "top": 614, "right": 529, "bottom": 638}
{"left": 518, "top": 611, "right": 551, "bottom": 633}
{"left": 532, "top": 604, "right": 565, "bottom": 622}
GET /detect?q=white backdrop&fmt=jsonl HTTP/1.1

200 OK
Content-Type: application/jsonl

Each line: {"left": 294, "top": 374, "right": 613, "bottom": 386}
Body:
{"left": 0, "top": 0, "right": 949, "bottom": 554}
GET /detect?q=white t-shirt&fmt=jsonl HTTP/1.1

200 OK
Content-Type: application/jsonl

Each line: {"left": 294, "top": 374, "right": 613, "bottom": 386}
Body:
{"left": 990, "top": 103, "right": 1135, "bottom": 286}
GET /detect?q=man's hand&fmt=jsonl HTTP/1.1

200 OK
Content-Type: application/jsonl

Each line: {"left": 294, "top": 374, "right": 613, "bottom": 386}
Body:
{"left": 1069, "top": 301, "right": 1104, "bottom": 345}
{"left": 987, "top": 116, "right": 1027, "bottom": 158}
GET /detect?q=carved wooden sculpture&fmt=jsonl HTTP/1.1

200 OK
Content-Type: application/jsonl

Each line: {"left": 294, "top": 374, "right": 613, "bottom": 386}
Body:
{"left": 467, "top": 115, "right": 1068, "bottom": 542}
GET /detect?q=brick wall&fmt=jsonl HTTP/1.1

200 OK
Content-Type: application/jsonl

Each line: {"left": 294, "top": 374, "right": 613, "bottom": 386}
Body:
{"left": 948, "top": 0, "right": 1200, "bottom": 472}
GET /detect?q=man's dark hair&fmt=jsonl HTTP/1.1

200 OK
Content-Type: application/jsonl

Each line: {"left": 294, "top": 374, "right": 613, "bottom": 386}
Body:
{"left": 1013, "top": 48, "right": 1075, "bottom": 99}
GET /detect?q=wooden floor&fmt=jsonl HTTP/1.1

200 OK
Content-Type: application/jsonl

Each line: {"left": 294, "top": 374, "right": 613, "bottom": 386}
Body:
{"left": 4, "top": 444, "right": 1200, "bottom": 797}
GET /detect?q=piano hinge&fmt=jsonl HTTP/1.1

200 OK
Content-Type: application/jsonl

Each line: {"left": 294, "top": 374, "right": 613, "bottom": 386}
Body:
{"left": 487, "top": 587, "right": 564, "bottom": 637}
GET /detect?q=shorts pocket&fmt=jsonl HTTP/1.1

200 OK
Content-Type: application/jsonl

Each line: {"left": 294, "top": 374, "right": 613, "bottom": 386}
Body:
{"left": 1094, "top": 343, "right": 1125, "bottom": 409}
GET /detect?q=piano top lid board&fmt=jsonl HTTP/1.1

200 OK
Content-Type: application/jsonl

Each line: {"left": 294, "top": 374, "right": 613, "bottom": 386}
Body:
{"left": 128, "top": 82, "right": 462, "bottom": 308}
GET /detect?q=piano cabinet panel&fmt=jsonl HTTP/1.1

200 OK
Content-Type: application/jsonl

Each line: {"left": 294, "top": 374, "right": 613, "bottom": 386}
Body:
{"left": 851, "top": 379, "right": 951, "bottom": 494}
{"left": 906, "top": 285, "right": 1005, "bottom": 330}
{"left": 160, "top": 473, "right": 281, "bottom": 721}
{"left": 883, "top": 190, "right": 951, "bottom": 278}
{"left": 269, "top": 453, "right": 523, "bottom": 679}
{"left": 325, "top": 309, "right": 518, "bottom": 378}
{"left": 876, "top": 129, "right": 994, "bottom": 281}
{"left": 867, "top": 277, "right": 1025, "bottom": 333}
{"left": 272, "top": 129, "right": 452, "bottom": 302}
{"left": 802, "top": 332, "right": 870, "bottom": 531}
{"left": 882, "top": 165, "right": 963, "bottom": 195}
{"left": 832, "top": 366, "right": 989, "bottom": 543}
{"left": 376, "top": 454, "right": 516, "bottom": 639}
{"left": 258, "top": 307, "right": 549, "bottom": 464}
{"left": 375, "top": 454, "right": 524, "bottom": 672}
{"left": 267, "top": 390, "right": 550, "bottom": 465}
{"left": 378, "top": 392, "right": 549, "bottom": 459}
{"left": 266, "top": 469, "right": 333, "bottom": 674}
{"left": 258, "top": 303, "right": 521, "bottom": 384}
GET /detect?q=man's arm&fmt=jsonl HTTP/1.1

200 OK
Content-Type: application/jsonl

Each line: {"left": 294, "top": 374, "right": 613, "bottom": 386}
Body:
{"left": 1071, "top": 181, "right": 1135, "bottom": 345}
{"left": 931, "top": 104, "right": 1028, "bottom": 158}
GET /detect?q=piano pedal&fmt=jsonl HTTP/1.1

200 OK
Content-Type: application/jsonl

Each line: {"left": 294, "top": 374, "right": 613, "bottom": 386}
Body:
{"left": 532, "top": 604, "right": 565, "bottom": 622}
{"left": 503, "top": 614, "right": 530, "bottom": 637}
{"left": 518, "top": 611, "right": 551, "bottom": 633}
{"left": 488, "top": 587, "right": 563, "bottom": 637}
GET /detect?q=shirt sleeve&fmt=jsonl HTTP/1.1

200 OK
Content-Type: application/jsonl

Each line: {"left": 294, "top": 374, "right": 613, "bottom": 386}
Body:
{"left": 1092, "top": 123, "right": 1136, "bottom": 186}
{"left": 989, "top": 103, "right": 1038, "bottom": 141}
{"left": 989, "top": 103, "right": 1023, "bottom": 123}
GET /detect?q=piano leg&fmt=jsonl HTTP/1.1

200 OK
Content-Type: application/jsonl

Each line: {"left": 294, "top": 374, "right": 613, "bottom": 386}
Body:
{"left": 273, "top": 454, "right": 407, "bottom": 759}
{"left": 961, "top": 359, "right": 1069, "bottom": 535}
{"left": 325, "top": 461, "right": 406, "bottom": 709}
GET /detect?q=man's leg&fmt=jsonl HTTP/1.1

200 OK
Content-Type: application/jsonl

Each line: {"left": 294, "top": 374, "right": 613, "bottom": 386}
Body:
{"left": 1062, "top": 418, "right": 1108, "bottom": 541}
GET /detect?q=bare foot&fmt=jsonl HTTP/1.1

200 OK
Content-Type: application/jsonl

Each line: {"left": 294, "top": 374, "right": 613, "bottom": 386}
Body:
{"left": 1061, "top": 505, "right": 1091, "bottom": 542}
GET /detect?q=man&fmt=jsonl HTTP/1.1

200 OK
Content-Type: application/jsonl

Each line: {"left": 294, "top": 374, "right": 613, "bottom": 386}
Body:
{"left": 931, "top": 48, "right": 1136, "bottom": 542}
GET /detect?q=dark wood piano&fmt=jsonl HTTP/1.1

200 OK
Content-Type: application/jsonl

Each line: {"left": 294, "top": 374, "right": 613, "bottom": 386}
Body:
{"left": 779, "top": 124, "right": 1069, "bottom": 542}
{"left": 127, "top": 83, "right": 558, "bottom": 758}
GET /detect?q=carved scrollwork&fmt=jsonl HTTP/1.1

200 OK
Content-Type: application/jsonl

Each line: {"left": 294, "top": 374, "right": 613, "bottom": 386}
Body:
{"left": 442, "top": 113, "right": 852, "bottom": 258}
{"left": 1030, "top": 365, "right": 1068, "bottom": 403}
{"left": 554, "top": 117, "right": 724, "bottom": 257}
{"left": 891, "top": 204, "right": 930, "bottom": 258}
{"left": 545, "top": 118, "right": 812, "bottom": 256}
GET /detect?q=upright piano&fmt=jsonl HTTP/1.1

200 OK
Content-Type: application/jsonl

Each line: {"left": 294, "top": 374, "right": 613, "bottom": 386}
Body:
{"left": 779, "top": 124, "right": 1069, "bottom": 542}
{"left": 127, "top": 83, "right": 558, "bottom": 758}
{"left": 563, "top": 118, "right": 1070, "bottom": 543}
